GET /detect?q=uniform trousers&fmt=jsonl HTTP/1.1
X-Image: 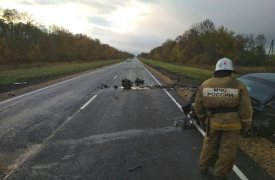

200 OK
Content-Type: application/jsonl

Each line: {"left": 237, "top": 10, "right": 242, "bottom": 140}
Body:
{"left": 199, "top": 129, "right": 240, "bottom": 177}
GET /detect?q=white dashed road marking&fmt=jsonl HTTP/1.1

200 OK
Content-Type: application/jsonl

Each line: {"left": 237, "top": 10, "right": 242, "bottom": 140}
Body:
{"left": 80, "top": 90, "right": 101, "bottom": 110}
{"left": 113, "top": 75, "right": 118, "bottom": 80}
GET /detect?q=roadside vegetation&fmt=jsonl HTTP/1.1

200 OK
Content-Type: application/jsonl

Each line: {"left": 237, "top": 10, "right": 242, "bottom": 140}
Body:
{"left": 139, "top": 19, "right": 275, "bottom": 68}
{"left": 141, "top": 58, "right": 212, "bottom": 81}
{"left": 141, "top": 58, "right": 275, "bottom": 77}
{"left": 0, "top": 8, "right": 133, "bottom": 92}
{"left": 0, "top": 60, "right": 122, "bottom": 85}
{"left": 0, "top": 8, "right": 133, "bottom": 66}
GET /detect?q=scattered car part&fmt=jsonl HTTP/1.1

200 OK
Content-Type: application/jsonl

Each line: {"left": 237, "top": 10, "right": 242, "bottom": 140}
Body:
{"left": 135, "top": 78, "right": 144, "bottom": 86}
{"left": 100, "top": 84, "right": 109, "bottom": 89}
{"left": 128, "top": 166, "right": 143, "bottom": 172}
{"left": 174, "top": 88, "right": 198, "bottom": 129}
{"left": 238, "top": 73, "right": 275, "bottom": 136}
{"left": 121, "top": 79, "right": 133, "bottom": 89}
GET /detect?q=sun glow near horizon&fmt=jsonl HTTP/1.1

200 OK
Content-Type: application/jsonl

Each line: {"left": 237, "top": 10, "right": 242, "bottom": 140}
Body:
{"left": 1, "top": 1, "right": 151, "bottom": 35}
{"left": 0, "top": 2, "right": 93, "bottom": 34}
{"left": 106, "top": 2, "right": 151, "bottom": 34}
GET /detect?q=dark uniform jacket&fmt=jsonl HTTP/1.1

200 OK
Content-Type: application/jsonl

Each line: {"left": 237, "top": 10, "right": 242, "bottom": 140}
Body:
{"left": 195, "top": 76, "right": 253, "bottom": 130}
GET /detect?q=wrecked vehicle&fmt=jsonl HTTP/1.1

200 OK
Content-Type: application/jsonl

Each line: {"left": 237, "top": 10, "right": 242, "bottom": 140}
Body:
{"left": 178, "top": 73, "right": 275, "bottom": 137}
{"left": 238, "top": 73, "right": 275, "bottom": 136}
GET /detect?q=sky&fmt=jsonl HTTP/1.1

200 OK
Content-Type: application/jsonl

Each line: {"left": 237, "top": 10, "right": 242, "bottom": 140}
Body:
{"left": 1, "top": 0, "right": 275, "bottom": 55}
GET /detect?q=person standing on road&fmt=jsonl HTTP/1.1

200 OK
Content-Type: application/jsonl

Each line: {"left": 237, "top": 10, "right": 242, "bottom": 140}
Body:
{"left": 194, "top": 58, "right": 253, "bottom": 180}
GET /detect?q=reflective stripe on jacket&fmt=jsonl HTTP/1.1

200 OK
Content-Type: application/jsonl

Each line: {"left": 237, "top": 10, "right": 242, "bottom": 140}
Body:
{"left": 195, "top": 76, "right": 253, "bottom": 130}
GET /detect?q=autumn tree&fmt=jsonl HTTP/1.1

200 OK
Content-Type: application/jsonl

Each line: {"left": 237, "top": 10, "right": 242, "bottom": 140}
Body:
{"left": 140, "top": 19, "right": 268, "bottom": 66}
{"left": 0, "top": 8, "right": 133, "bottom": 65}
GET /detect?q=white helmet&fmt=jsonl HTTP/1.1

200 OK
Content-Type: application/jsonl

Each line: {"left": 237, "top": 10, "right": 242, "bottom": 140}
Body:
{"left": 215, "top": 58, "right": 234, "bottom": 71}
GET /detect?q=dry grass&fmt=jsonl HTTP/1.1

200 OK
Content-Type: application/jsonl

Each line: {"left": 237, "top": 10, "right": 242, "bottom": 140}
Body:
{"left": 0, "top": 60, "right": 122, "bottom": 85}
{"left": 235, "top": 66, "right": 275, "bottom": 74}
{"left": 144, "top": 64, "right": 176, "bottom": 85}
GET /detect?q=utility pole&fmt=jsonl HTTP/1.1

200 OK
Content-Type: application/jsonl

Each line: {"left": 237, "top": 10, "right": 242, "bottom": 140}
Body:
{"left": 268, "top": 40, "right": 274, "bottom": 57}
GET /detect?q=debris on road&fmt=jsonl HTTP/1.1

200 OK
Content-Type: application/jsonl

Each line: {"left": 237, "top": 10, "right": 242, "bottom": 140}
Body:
{"left": 174, "top": 116, "right": 195, "bottom": 129}
{"left": 173, "top": 119, "right": 185, "bottom": 128}
{"left": 121, "top": 79, "right": 133, "bottom": 89}
{"left": 100, "top": 84, "right": 109, "bottom": 89}
{"left": 135, "top": 78, "right": 144, "bottom": 86}
{"left": 128, "top": 165, "right": 143, "bottom": 172}
{"left": 173, "top": 111, "right": 195, "bottom": 129}
{"left": 13, "top": 82, "right": 28, "bottom": 85}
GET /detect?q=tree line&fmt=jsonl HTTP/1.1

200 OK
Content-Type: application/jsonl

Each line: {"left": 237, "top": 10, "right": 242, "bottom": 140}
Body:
{"left": 139, "top": 19, "right": 271, "bottom": 66}
{"left": 0, "top": 8, "right": 133, "bottom": 65}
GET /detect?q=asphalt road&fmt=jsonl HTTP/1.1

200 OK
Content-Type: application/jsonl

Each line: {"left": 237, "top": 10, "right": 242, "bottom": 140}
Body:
{"left": 0, "top": 58, "right": 273, "bottom": 180}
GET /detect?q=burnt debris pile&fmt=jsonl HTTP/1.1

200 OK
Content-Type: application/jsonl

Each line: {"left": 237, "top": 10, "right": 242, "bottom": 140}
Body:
{"left": 135, "top": 78, "right": 144, "bottom": 86}
{"left": 120, "top": 78, "right": 194, "bottom": 90}
{"left": 121, "top": 79, "right": 133, "bottom": 89}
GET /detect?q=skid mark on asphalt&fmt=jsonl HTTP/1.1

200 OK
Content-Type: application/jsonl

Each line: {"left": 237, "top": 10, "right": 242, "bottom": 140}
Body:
{"left": 53, "top": 127, "right": 180, "bottom": 145}
{"left": 141, "top": 60, "right": 249, "bottom": 180}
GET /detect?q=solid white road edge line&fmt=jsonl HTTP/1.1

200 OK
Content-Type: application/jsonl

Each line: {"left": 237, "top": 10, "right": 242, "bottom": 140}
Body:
{"left": 142, "top": 62, "right": 248, "bottom": 180}
{"left": 0, "top": 71, "right": 92, "bottom": 106}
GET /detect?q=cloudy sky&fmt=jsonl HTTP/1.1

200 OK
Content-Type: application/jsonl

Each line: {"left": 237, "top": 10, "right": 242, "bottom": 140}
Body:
{"left": 1, "top": 0, "right": 275, "bottom": 54}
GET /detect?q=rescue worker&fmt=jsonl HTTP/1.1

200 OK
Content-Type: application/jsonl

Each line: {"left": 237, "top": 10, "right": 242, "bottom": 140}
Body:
{"left": 195, "top": 58, "right": 253, "bottom": 180}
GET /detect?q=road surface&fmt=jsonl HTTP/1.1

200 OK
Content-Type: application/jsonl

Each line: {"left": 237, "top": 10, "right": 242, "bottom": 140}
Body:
{"left": 0, "top": 58, "right": 272, "bottom": 180}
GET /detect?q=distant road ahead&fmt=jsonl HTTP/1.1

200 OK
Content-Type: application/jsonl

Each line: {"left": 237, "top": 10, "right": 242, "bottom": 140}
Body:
{"left": 0, "top": 58, "right": 272, "bottom": 180}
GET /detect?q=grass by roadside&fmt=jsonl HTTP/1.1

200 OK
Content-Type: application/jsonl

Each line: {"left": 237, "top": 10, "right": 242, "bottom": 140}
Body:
{"left": 234, "top": 65, "right": 275, "bottom": 74}
{"left": 140, "top": 58, "right": 275, "bottom": 76}
{"left": 0, "top": 60, "right": 123, "bottom": 85}
{"left": 140, "top": 58, "right": 212, "bottom": 81}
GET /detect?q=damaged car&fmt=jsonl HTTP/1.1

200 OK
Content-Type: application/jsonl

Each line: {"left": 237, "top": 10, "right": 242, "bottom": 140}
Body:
{"left": 180, "top": 73, "right": 275, "bottom": 137}
{"left": 238, "top": 73, "right": 275, "bottom": 136}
